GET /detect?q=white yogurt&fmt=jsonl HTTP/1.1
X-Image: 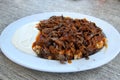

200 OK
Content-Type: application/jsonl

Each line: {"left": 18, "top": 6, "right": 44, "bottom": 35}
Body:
{"left": 12, "top": 22, "right": 39, "bottom": 56}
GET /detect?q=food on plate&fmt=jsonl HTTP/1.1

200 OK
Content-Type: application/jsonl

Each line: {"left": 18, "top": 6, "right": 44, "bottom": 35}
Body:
{"left": 12, "top": 22, "right": 39, "bottom": 56}
{"left": 32, "top": 16, "right": 107, "bottom": 63}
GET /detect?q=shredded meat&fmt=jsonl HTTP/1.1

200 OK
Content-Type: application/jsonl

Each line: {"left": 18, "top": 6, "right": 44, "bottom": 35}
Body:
{"left": 32, "top": 16, "right": 107, "bottom": 64}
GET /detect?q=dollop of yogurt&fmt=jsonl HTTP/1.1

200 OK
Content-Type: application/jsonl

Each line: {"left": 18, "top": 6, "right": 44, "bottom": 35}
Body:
{"left": 12, "top": 22, "right": 39, "bottom": 56}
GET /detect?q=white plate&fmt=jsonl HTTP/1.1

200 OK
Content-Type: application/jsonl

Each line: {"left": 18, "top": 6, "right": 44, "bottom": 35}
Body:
{"left": 0, "top": 12, "right": 120, "bottom": 73}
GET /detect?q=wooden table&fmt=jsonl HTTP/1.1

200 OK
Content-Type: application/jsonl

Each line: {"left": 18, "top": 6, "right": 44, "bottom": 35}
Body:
{"left": 0, "top": 0, "right": 120, "bottom": 80}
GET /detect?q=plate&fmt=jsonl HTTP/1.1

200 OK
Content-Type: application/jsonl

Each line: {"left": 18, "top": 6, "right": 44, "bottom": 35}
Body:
{"left": 0, "top": 12, "right": 120, "bottom": 73}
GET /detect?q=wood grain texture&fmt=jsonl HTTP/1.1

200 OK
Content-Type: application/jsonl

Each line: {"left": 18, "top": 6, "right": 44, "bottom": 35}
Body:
{"left": 0, "top": 0, "right": 120, "bottom": 80}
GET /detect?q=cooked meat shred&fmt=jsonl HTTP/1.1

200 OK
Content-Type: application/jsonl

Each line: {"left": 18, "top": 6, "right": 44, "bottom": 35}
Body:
{"left": 32, "top": 16, "right": 106, "bottom": 64}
